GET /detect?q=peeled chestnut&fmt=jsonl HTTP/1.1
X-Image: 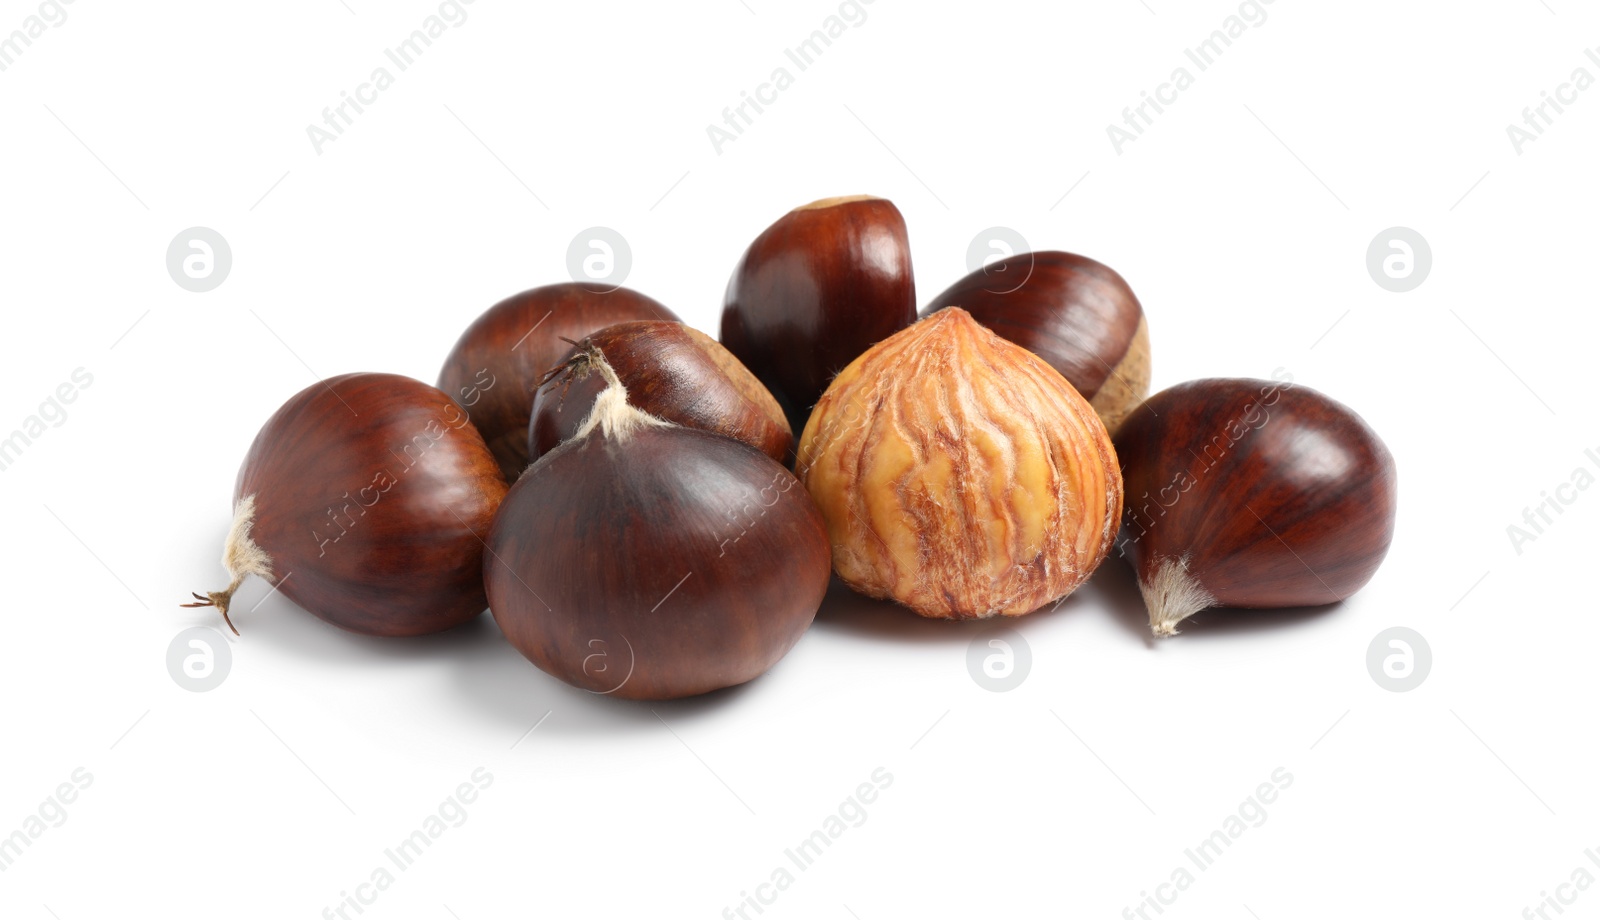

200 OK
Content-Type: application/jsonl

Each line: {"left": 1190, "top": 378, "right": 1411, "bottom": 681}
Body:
{"left": 529, "top": 320, "right": 791, "bottom": 465}
{"left": 1113, "top": 377, "right": 1398, "bottom": 637}
{"left": 797, "top": 308, "right": 1122, "bottom": 619}
{"left": 487, "top": 356, "right": 830, "bottom": 700}
{"left": 924, "top": 251, "right": 1151, "bottom": 434}
{"left": 720, "top": 195, "right": 916, "bottom": 428}
{"left": 186, "top": 373, "right": 508, "bottom": 636}
{"left": 437, "top": 283, "right": 681, "bottom": 481}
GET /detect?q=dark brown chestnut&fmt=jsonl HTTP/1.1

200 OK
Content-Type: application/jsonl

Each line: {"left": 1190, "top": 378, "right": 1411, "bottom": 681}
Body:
{"left": 487, "top": 357, "right": 830, "bottom": 700}
{"left": 1112, "top": 376, "right": 1397, "bottom": 637}
{"left": 923, "top": 251, "right": 1151, "bottom": 433}
{"left": 720, "top": 195, "right": 916, "bottom": 429}
{"left": 437, "top": 283, "right": 681, "bottom": 482}
{"left": 186, "top": 373, "right": 508, "bottom": 636}
{"left": 529, "top": 320, "right": 791, "bottom": 465}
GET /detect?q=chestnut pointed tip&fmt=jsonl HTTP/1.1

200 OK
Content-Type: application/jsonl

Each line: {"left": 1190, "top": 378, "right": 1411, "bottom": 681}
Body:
{"left": 1139, "top": 557, "right": 1215, "bottom": 639}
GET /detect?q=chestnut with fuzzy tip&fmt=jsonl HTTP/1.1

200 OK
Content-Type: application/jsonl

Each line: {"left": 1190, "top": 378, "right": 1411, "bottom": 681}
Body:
{"left": 720, "top": 195, "right": 916, "bottom": 429}
{"left": 1112, "top": 377, "right": 1397, "bottom": 637}
{"left": 186, "top": 373, "right": 508, "bottom": 636}
{"left": 923, "top": 251, "right": 1151, "bottom": 433}
{"left": 488, "top": 355, "right": 830, "bottom": 700}
{"left": 437, "top": 283, "right": 680, "bottom": 482}
{"left": 529, "top": 321, "right": 791, "bottom": 465}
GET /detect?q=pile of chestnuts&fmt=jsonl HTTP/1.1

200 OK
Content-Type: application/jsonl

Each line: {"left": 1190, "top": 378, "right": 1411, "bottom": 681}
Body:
{"left": 188, "top": 194, "right": 1396, "bottom": 700}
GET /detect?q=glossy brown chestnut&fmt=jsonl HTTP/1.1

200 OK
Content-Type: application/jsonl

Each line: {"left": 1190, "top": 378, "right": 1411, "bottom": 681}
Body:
{"left": 924, "top": 251, "right": 1151, "bottom": 434}
{"left": 437, "top": 283, "right": 681, "bottom": 481}
{"left": 186, "top": 373, "right": 508, "bottom": 636}
{"left": 720, "top": 195, "right": 916, "bottom": 429}
{"left": 529, "top": 320, "right": 791, "bottom": 465}
{"left": 487, "top": 359, "right": 830, "bottom": 700}
{"left": 1112, "top": 377, "right": 1397, "bottom": 637}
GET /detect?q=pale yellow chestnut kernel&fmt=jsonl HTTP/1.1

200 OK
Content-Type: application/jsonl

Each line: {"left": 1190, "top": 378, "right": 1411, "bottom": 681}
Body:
{"left": 797, "top": 308, "right": 1124, "bottom": 619}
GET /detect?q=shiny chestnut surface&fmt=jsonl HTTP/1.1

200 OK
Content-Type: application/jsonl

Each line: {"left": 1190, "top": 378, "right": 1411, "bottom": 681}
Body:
{"left": 487, "top": 425, "right": 830, "bottom": 700}
{"left": 720, "top": 196, "right": 916, "bottom": 427}
{"left": 438, "top": 284, "right": 680, "bottom": 481}
{"left": 236, "top": 373, "right": 508, "bottom": 636}
{"left": 1113, "top": 378, "right": 1397, "bottom": 609}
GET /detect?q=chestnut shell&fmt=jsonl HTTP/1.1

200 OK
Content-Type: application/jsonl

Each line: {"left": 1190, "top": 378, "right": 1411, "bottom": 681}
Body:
{"left": 720, "top": 196, "right": 916, "bottom": 427}
{"left": 529, "top": 321, "right": 792, "bottom": 465}
{"left": 486, "top": 425, "right": 830, "bottom": 700}
{"left": 235, "top": 373, "right": 508, "bottom": 636}
{"left": 437, "top": 284, "right": 680, "bottom": 482}
{"left": 1113, "top": 378, "right": 1397, "bottom": 611}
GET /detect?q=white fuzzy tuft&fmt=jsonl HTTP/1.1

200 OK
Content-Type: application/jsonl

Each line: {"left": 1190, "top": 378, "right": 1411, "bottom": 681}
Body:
{"left": 223, "top": 495, "right": 275, "bottom": 585}
{"left": 187, "top": 494, "right": 278, "bottom": 634}
{"left": 1139, "top": 556, "right": 1216, "bottom": 638}
{"left": 571, "top": 349, "right": 670, "bottom": 443}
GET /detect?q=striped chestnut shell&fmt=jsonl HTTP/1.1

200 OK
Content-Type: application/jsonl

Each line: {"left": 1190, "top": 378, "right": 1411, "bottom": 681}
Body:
{"left": 1113, "top": 377, "right": 1398, "bottom": 637}
{"left": 796, "top": 308, "right": 1123, "bottom": 619}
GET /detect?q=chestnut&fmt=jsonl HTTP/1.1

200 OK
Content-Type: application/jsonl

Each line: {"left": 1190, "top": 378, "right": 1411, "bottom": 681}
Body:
{"left": 529, "top": 320, "right": 791, "bottom": 465}
{"left": 1112, "top": 377, "right": 1398, "bottom": 637}
{"left": 437, "top": 283, "right": 680, "bottom": 482}
{"left": 720, "top": 195, "right": 916, "bottom": 429}
{"left": 487, "top": 355, "right": 830, "bottom": 700}
{"left": 923, "top": 251, "right": 1151, "bottom": 433}
{"left": 797, "top": 308, "right": 1122, "bottom": 619}
{"left": 186, "top": 373, "right": 508, "bottom": 636}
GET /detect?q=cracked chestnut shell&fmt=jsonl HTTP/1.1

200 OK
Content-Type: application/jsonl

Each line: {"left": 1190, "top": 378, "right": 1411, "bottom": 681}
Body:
{"left": 528, "top": 321, "right": 791, "bottom": 465}
{"left": 797, "top": 308, "right": 1123, "bottom": 619}
{"left": 437, "top": 283, "right": 680, "bottom": 482}
{"left": 923, "top": 251, "right": 1151, "bottom": 434}
{"left": 1113, "top": 377, "right": 1398, "bottom": 637}
{"left": 720, "top": 195, "right": 916, "bottom": 429}
{"left": 488, "top": 358, "right": 830, "bottom": 700}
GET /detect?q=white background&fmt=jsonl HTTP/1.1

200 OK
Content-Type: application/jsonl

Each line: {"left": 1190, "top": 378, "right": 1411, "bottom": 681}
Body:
{"left": 2, "top": 1, "right": 1597, "bottom": 917}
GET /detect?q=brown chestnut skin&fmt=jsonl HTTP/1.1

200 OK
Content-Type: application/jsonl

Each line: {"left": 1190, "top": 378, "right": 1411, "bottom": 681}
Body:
{"left": 720, "top": 195, "right": 916, "bottom": 429}
{"left": 193, "top": 373, "right": 509, "bottom": 636}
{"left": 1112, "top": 377, "right": 1397, "bottom": 637}
{"left": 487, "top": 386, "right": 830, "bottom": 700}
{"left": 437, "top": 283, "right": 680, "bottom": 482}
{"left": 923, "top": 251, "right": 1151, "bottom": 433}
{"left": 529, "top": 321, "right": 792, "bottom": 465}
